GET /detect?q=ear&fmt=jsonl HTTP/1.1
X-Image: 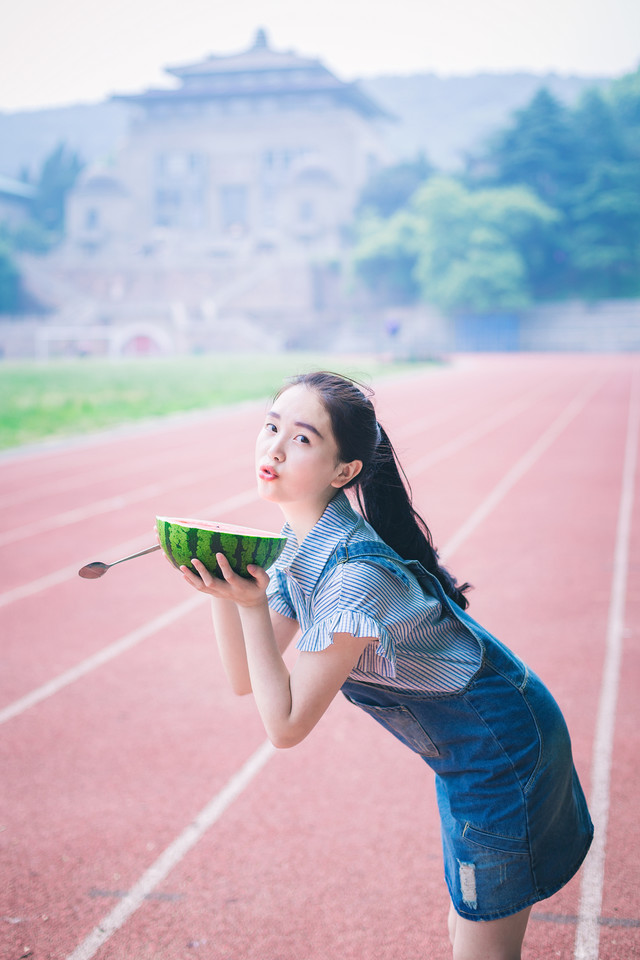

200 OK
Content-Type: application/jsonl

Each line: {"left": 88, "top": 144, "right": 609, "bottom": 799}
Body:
{"left": 331, "top": 459, "right": 363, "bottom": 489}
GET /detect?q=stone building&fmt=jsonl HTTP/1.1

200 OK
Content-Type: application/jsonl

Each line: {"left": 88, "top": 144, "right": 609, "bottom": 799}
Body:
{"left": 36, "top": 29, "right": 391, "bottom": 354}
{"left": 76, "top": 28, "right": 389, "bottom": 251}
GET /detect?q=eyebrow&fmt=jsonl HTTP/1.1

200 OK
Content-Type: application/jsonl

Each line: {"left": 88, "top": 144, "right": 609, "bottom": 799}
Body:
{"left": 267, "top": 411, "right": 324, "bottom": 439}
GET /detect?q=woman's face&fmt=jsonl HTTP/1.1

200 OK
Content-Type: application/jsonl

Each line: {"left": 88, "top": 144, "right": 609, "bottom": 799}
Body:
{"left": 255, "top": 385, "right": 357, "bottom": 510}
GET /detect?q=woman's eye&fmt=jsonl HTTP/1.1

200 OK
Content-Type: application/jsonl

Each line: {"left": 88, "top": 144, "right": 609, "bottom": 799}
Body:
{"left": 295, "top": 434, "right": 310, "bottom": 444}
{"left": 265, "top": 422, "right": 277, "bottom": 433}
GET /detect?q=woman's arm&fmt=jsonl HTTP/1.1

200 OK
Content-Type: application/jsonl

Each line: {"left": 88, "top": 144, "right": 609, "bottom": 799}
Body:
{"left": 210, "top": 596, "right": 298, "bottom": 696}
{"left": 240, "top": 598, "right": 371, "bottom": 747}
{"left": 183, "top": 555, "right": 371, "bottom": 748}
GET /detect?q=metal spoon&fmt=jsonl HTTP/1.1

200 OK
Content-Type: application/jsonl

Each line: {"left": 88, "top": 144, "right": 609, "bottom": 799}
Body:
{"left": 78, "top": 543, "right": 162, "bottom": 579}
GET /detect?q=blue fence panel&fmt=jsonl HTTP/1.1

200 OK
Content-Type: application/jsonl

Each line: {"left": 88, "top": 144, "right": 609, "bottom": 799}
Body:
{"left": 454, "top": 314, "right": 521, "bottom": 351}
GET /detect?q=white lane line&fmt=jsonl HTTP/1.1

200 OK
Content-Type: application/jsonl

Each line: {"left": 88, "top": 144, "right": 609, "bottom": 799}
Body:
{"left": 0, "top": 562, "right": 91, "bottom": 611}
{"left": 0, "top": 412, "right": 256, "bottom": 510}
{"left": 0, "top": 464, "right": 247, "bottom": 549}
{"left": 65, "top": 739, "right": 276, "bottom": 960}
{"left": 0, "top": 447, "right": 189, "bottom": 510}
{"left": 0, "top": 596, "right": 205, "bottom": 726}
{"left": 573, "top": 371, "right": 639, "bottom": 960}
{"left": 0, "top": 483, "right": 168, "bottom": 548}
{"left": 439, "top": 374, "right": 605, "bottom": 561}
{"left": 0, "top": 487, "right": 261, "bottom": 719}
{"left": 0, "top": 487, "right": 258, "bottom": 610}
{"left": 407, "top": 382, "right": 551, "bottom": 476}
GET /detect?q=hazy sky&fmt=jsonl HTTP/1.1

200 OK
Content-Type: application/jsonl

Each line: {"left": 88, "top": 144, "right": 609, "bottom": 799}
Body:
{"left": 2, "top": 0, "right": 639, "bottom": 113}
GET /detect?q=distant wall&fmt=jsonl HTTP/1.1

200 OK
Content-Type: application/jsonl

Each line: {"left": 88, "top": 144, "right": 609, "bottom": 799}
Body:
{"left": 520, "top": 300, "right": 640, "bottom": 352}
{"left": 1, "top": 299, "right": 638, "bottom": 359}
{"left": 332, "top": 300, "right": 640, "bottom": 356}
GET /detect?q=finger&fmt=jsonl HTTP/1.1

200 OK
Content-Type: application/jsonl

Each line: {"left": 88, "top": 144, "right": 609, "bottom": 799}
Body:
{"left": 180, "top": 564, "right": 202, "bottom": 587}
{"left": 246, "top": 564, "right": 269, "bottom": 588}
{"left": 191, "top": 557, "right": 212, "bottom": 583}
{"left": 216, "top": 552, "right": 238, "bottom": 582}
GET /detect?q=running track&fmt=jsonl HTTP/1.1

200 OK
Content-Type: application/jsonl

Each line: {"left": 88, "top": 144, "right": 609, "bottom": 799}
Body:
{"left": 1, "top": 354, "right": 638, "bottom": 960}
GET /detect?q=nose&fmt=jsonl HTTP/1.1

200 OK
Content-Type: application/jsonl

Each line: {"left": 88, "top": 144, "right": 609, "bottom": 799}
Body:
{"left": 268, "top": 435, "right": 285, "bottom": 462}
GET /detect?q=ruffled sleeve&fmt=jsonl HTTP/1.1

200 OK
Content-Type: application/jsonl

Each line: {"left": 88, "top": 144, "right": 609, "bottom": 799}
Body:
{"left": 266, "top": 568, "right": 297, "bottom": 621}
{"left": 296, "top": 609, "right": 396, "bottom": 679}
{"left": 293, "top": 559, "right": 410, "bottom": 679}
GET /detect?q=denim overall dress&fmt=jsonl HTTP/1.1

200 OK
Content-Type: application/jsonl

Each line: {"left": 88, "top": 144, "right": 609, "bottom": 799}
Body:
{"left": 320, "top": 538, "right": 594, "bottom": 922}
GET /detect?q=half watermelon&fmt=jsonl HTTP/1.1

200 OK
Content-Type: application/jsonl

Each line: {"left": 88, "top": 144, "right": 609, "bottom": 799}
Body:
{"left": 156, "top": 516, "right": 287, "bottom": 579}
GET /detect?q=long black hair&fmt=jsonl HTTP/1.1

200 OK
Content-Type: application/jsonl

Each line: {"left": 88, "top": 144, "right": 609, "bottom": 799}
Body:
{"left": 278, "top": 371, "right": 471, "bottom": 609}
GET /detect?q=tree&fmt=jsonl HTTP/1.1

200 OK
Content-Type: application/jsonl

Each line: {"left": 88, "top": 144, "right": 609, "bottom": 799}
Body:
{"left": 353, "top": 68, "right": 640, "bottom": 308}
{"left": 608, "top": 66, "right": 640, "bottom": 153}
{"left": 469, "top": 73, "right": 640, "bottom": 300}
{"left": 573, "top": 88, "right": 627, "bottom": 171}
{"left": 355, "top": 154, "right": 434, "bottom": 219}
{"left": 351, "top": 176, "right": 558, "bottom": 313}
{"left": 567, "top": 159, "right": 640, "bottom": 298}
{"left": 410, "top": 178, "right": 558, "bottom": 313}
{"left": 565, "top": 74, "right": 640, "bottom": 297}
{"left": 482, "top": 88, "right": 580, "bottom": 204}
{"left": 351, "top": 210, "right": 423, "bottom": 303}
{"left": 464, "top": 88, "right": 583, "bottom": 298}
{"left": 31, "top": 142, "right": 84, "bottom": 235}
{"left": 0, "top": 240, "right": 20, "bottom": 313}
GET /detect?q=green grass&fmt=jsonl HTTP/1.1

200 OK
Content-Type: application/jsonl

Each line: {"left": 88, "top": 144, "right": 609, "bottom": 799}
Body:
{"left": 0, "top": 353, "right": 430, "bottom": 451}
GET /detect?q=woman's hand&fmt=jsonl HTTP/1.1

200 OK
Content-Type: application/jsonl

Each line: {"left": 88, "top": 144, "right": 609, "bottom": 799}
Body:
{"left": 180, "top": 553, "right": 269, "bottom": 608}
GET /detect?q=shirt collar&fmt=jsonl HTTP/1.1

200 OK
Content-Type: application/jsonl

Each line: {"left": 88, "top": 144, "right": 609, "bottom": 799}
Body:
{"left": 278, "top": 490, "right": 360, "bottom": 594}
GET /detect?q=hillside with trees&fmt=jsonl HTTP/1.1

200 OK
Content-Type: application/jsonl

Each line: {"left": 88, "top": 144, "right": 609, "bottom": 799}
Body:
{"left": 351, "top": 67, "right": 640, "bottom": 313}
{"left": 0, "top": 72, "right": 606, "bottom": 180}
{"left": 362, "top": 71, "right": 606, "bottom": 168}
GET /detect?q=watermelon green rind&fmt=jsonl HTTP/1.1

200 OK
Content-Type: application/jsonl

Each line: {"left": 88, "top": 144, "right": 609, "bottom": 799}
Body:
{"left": 156, "top": 516, "right": 286, "bottom": 579}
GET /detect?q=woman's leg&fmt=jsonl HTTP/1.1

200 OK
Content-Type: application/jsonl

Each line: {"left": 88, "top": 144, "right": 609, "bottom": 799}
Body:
{"left": 448, "top": 901, "right": 532, "bottom": 960}
{"left": 448, "top": 901, "right": 458, "bottom": 946}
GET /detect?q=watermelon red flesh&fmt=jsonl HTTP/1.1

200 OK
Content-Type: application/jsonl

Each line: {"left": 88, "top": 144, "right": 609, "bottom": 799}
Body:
{"left": 162, "top": 517, "right": 279, "bottom": 537}
{"left": 156, "top": 516, "right": 286, "bottom": 579}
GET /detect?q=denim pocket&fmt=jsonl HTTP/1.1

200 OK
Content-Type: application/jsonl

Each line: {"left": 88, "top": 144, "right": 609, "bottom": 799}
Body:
{"left": 344, "top": 694, "right": 440, "bottom": 757}
{"left": 462, "top": 822, "right": 530, "bottom": 856}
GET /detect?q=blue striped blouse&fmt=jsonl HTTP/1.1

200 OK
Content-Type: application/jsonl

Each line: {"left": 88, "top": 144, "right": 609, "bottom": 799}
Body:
{"left": 266, "top": 491, "right": 481, "bottom": 692}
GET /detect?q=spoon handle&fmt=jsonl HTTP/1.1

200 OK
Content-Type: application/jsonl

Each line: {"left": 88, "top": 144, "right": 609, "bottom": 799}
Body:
{"left": 110, "top": 543, "right": 163, "bottom": 567}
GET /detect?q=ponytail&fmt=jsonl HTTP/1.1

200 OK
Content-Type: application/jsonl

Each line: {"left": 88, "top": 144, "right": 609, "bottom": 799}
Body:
{"left": 279, "top": 371, "right": 471, "bottom": 610}
{"left": 355, "top": 424, "right": 471, "bottom": 610}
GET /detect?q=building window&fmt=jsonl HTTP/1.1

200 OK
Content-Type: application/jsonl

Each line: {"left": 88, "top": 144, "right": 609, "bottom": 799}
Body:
{"left": 85, "top": 207, "right": 99, "bottom": 230}
{"left": 220, "top": 184, "right": 248, "bottom": 233}
{"left": 156, "top": 152, "right": 189, "bottom": 180}
{"left": 154, "top": 151, "right": 209, "bottom": 228}
{"left": 261, "top": 147, "right": 311, "bottom": 177}
{"left": 155, "top": 188, "right": 182, "bottom": 227}
{"left": 366, "top": 152, "right": 381, "bottom": 177}
{"left": 299, "top": 199, "right": 314, "bottom": 223}
{"left": 261, "top": 184, "right": 276, "bottom": 228}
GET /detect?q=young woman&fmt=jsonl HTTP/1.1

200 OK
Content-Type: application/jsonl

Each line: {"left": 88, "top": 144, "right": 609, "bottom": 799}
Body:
{"left": 179, "top": 371, "right": 593, "bottom": 960}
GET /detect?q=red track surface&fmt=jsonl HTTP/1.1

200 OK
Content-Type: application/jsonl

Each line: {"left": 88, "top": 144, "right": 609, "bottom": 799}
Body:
{"left": 1, "top": 354, "right": 638, "bottom": 960}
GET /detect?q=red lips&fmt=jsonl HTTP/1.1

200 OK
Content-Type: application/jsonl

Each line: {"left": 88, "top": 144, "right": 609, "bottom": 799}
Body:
{"left": 258, "top": 466, "right": 278, "bottom": 481}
